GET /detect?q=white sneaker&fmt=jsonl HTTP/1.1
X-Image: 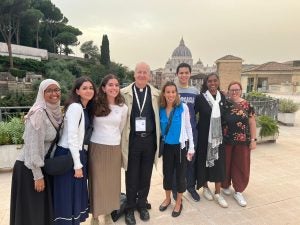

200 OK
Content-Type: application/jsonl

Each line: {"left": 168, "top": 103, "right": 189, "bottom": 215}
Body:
{"left": 233, "top": 192, "right": 247, "bottom": 207}
{"left": 203, "top": 187, "right": 213, "bottom": 201}
{"left": 222, "top": 187, "right": 232, "bottom": 196}
{"left": 214, "top": 193, "right": 228, "bottom": 208}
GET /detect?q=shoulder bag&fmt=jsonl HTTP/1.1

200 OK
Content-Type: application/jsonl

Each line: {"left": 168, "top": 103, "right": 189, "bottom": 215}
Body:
{"left": 43, "top": 112, "right": 74, "bottom": 176}
{"left": 159, "top": 108, "right": 175, "bottom": 158}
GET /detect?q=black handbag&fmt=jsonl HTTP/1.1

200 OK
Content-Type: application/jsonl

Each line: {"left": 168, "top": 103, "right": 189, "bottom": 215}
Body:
{"left": 43, "top": 112, "right": 74, "bottom": 176}
{"left": 159, "top": 108, "right": 175, "bottom": 158}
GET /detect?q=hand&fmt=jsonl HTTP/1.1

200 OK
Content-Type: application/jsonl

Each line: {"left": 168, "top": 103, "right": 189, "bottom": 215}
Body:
{"left": 250, "top": 141, "right": 256, "bottom": 150}
{"left": 74, "top": 168, "right": 83, "bottom": 178}
{"left": 187, "top": 152, "right": 194, "bottom": 161}
{"left": 34, "top": 178, "right": 45, "bottom": 192}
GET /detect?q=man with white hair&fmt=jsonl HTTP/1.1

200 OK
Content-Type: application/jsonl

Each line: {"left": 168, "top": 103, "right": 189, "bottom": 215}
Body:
{"left": 121, "top": 62, "right": 160, "bottom": 225}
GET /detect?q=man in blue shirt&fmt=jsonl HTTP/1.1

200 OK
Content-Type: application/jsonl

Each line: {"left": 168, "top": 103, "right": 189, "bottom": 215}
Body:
{"left": 173, "top": 62, "right": 200, "bottom": 201}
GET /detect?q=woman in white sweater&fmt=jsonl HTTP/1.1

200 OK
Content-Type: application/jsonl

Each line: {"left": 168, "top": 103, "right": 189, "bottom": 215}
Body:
{"left": 89, "top": 74, "right": 128, "bottom": 225}
{"left": 53, "top": 77, "right": 96, "bottom": 225}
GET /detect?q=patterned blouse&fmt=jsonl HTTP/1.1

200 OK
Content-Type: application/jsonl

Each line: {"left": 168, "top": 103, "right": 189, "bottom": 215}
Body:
{"left": 223, "top": 100, "right": 255, "bottom": 146}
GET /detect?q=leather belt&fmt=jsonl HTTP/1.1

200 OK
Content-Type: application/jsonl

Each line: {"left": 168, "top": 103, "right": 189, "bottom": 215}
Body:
{"left": 135, "top": 132, "right": 152, "bottom": 138}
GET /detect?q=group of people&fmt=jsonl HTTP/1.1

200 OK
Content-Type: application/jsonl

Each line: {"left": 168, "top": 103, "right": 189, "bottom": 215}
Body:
{"left": 9, "top": 61, "right": 256, "bottom": 225}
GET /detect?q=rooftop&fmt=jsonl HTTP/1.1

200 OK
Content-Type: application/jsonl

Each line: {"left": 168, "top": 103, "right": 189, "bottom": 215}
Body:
{"left": 1, "top": 104, "right": 300, "bottom": 225}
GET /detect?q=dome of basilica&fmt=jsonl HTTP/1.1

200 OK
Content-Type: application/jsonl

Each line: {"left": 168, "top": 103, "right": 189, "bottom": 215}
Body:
{"left": 171, "top": 38, "right": 192, "bottom": 57}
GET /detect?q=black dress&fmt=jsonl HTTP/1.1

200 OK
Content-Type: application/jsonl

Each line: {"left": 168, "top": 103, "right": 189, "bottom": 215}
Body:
{"left": 194, "top": 92, "right": 226, "bottom": 189}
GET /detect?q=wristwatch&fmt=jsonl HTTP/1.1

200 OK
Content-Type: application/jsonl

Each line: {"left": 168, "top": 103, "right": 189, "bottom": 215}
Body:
{"left": 251, "top": 138, "right": 257, "bottom": 142}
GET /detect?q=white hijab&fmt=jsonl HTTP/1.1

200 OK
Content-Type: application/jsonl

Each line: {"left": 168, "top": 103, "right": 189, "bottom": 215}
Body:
{"left": 25, "top": 79, "right": 62, "bottom": 130}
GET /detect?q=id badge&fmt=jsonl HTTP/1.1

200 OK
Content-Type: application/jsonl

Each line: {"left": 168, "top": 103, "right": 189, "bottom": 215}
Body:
{"left": 135, "top": 117, "right": 146, "bottom": 132}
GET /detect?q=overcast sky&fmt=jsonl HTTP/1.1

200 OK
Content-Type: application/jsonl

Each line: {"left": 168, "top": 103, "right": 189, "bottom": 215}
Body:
{"left": 52, "top": 0, "right": 300, "bottom": 70}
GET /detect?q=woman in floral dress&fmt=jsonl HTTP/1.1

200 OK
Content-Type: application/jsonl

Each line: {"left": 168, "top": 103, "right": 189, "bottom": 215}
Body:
{"left": 221, "top": 81, "right": 256, "bottom": 207}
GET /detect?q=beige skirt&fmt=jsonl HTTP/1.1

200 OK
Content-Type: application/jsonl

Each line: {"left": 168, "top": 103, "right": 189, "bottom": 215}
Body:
{"left": 89, "top": 142, "right": 121, "bottom": 216}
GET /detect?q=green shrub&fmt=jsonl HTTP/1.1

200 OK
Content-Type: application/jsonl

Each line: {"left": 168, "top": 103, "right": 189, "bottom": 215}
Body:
{"left": 0, "top": 117, "right": 24, "bottom": 145}
{"left": 257, "top": 115, "right": 279, "bottom": 137}
{"left": 245, "top": 91, "right": 270, "bottom": 101}
{"left": 278, "top": 99, "right": 299, "bottom": 113}
{"left": 10, "top": 68, "right": 26, "bottom": 78}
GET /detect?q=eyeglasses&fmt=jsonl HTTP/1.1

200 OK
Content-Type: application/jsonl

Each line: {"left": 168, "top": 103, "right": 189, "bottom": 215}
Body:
{"left": 229, "top": 89, "right": 241, "bottom": 93}
{"left": 45, "top": 88, "right": 61, "bottom": 94}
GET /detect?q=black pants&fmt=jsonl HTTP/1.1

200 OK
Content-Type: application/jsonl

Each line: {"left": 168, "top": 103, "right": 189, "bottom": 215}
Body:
{"left": 163, "top": 144, "right": 187, "bottom": 193}
{"left": 125, "top": 134, "right": 156, "bottom": 210}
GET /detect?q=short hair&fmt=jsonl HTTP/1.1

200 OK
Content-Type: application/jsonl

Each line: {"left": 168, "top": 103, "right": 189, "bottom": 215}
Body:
{"left": 228, "top": 81, "right": 243, "bottom": 91}
{"left": 201, "top": 72, "right": 220, "bottom": 93}
{"left": 159, "top": 81, "right": 181, "bottom": 108}
{"left": 176, "top": 62, "right": 191, "bottom": 74}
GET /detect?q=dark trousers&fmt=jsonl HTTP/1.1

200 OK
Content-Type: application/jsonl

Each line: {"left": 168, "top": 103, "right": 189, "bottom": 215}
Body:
{"left": 172, "top": 144, "right": 196, "bottom": 194}
{"left": 221, "top": 144, "right": 251, "bottom": 193}
{"left": 125, "top": 134, "right": 156, "bottom": 210}
{"left": 163, "top": 144, "right": 187, "bottom": 193}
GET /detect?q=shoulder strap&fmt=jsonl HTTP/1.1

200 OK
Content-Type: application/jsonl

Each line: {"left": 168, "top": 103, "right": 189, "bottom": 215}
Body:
{"left": 44, "top": 110, "right": 64, "bottom": 159}
{"left": 163, "top": 107, "right": 175, "bottom": 138}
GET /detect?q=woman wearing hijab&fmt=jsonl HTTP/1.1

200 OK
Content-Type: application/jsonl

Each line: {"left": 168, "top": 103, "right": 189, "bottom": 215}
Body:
{"left": 194, "top": 73, "right": 228, "bottom": 208}
{"left": 10, "top": 79, "right": 62, "bottom": 225}
{"left": 52, "top": 77, "right": 96, "bottom": 225}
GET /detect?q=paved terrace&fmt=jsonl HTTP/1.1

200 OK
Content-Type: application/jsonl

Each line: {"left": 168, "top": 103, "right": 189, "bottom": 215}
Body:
{"left": 1, "top": 110, "right": 300, "bottom": 225}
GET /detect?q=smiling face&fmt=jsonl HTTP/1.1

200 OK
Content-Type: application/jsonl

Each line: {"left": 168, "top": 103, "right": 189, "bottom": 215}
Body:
{"left": 44, "top": 84, "right": 61, "bottom": 104}
{"left": 177, "top": 67, "right": 191, "bottom": 87}
{"left": 163, "top": 85, "right": 177, "bottom": 106}
{"left": 228, "top": 83, "right": 242, "bottom": 101}
{"left": 76, "top": 81, "right": 95, "bottom": 106}
{"left": 102, "top": 78, "right": 120, "bottom": 101}
{"left": 134, "top": 62, "right": 150, "bottom": 89}
{"left": 207, "top": 75, "right": 220, "bottom": 94}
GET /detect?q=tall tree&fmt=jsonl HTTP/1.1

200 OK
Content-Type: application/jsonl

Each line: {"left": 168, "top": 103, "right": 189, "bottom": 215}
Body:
{"left": 20, "top": 8, "right": 43, "bottom": 48}
{"left": 80, "top": 40, "right": 99, "bottom": 60}
{"left": 100, "top": 34, "right": 110, "bottom": 66}
{"left": 0, "top": 0, "right": 30, "bottom": 68}
{"left": 34, "top": 0, "right": 64, "bottom": 52}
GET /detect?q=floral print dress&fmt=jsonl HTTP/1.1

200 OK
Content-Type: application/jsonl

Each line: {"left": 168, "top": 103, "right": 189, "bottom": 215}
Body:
{"left": 223, "top": 100, "right": 255, "bottom": 146}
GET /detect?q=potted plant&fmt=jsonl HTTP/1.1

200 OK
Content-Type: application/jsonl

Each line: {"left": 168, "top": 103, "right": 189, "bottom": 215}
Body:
{"left": 277, "top": 99, "right": 299, "bottom": 126}
{"left": 256, "top": 115, "right": 279, "bottom": 143}
{"left": 0, "top": 117, "right": 24, "bottom": 169}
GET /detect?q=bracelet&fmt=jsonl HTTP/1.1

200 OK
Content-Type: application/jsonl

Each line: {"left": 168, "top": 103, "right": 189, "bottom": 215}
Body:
{"left": 251, "top": 138, "right": 257, "bottom": 142}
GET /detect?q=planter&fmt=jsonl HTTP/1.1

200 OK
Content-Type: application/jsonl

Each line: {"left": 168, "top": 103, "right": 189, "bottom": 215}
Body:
{"left": 256, "top": 127, "right": 278, "bottom": 143}
{"left": 278, "top": 112, "right": 295, "bottom": 126}
{"left": 0, "top": 144, "right": 22, "bottom": 169}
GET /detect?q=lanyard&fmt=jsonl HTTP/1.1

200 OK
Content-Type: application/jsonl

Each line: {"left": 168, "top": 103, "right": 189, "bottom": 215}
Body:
{"left": 133, "top": 85, "right": 148, "bottom": 117}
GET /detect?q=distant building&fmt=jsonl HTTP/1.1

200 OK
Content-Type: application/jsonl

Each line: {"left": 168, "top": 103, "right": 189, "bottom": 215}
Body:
{"left": 216, "top": 55, "right": 243, "bottom": 90}
{"left": 151, "top": 38, "right": 216, "bottom": 89}
{"left": 0, "top": 42, "right": 48, "bottom": 61}
{"left": 241, "top": 61, "right": 300, "bottom": 94}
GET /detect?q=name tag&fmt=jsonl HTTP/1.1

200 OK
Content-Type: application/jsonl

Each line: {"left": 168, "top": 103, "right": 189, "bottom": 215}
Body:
{"left": 135, "top": 117, "right": 146, "bottom": 132}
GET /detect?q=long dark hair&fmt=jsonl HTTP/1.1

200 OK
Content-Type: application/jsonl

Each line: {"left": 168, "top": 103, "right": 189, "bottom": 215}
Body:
{"left": 159, "top": 81, "right": 181, "bottom": 108}
{"left": 201, "top": 72, "right": 220, "bottom": 93}
{"left": 94, "top": 74, "right": 125, "bottom": 117}
{"left": 64, "top": 76, "right": 96, "bottom": 116}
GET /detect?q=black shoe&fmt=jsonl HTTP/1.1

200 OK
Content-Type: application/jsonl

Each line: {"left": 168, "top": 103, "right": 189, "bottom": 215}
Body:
{"left": 189, "top": 189, "right": 200, "bottom": 202}
{"left": 171, "top": 204, "right": 183, "bottom": 217}
{"left": 159, "top": 200, "right": 171, "bottom": 212}
{"left": 125, "top": 210, "right": 136, "bottom": 225}
{"left": 138, "top": 208, "right": 150, "bottom": 221}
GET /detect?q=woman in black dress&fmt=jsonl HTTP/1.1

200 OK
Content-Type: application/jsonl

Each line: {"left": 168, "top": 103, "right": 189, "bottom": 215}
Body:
{"left": 194, "top": 73, "right": 228, "bottom": 208}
